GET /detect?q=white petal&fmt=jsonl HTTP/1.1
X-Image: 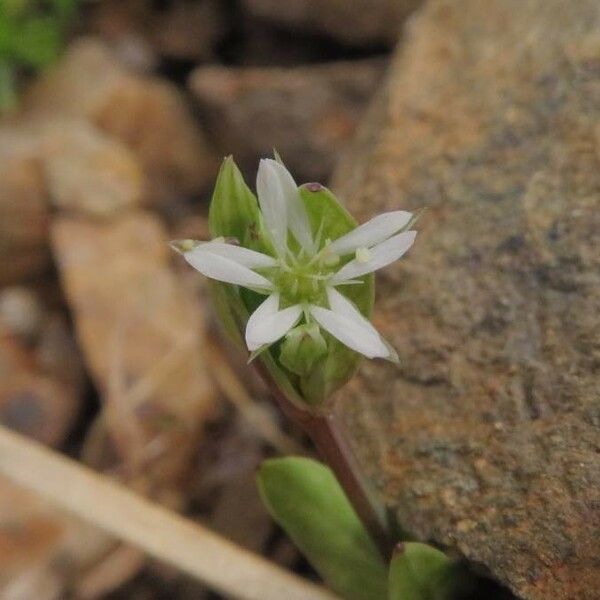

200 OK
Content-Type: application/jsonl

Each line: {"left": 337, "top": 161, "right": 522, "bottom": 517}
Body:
{"left": 245, "top": 294, "right": 302, "bottom": 351}
{"left": 196, "top": 241, "right": 277, "bottom": 268}
{"left": 185, "top": 249, "right": 273, "bottom": 289}
{"left": 268, "top": 159, "right": 314, "bottom": 253}
{"left": 331, "top": 230, "right": 417, "bottom": 284}
{"left": 309, "top": 304, "right": 389, "bottom": 359}
{"left": 257, "top": 159, "right": 288, "bottom": 256}
{"left": 327, "top": 211, "right": 413, "bottom": 256}
{"left": 326, "top": 287, "right": 370, "bottom": 323}
{"left": 326, "top": 287, "right": 396, "bottom": 360}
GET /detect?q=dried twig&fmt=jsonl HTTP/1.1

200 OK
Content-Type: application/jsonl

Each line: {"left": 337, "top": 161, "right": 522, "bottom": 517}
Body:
{"left": 0, "top": 425, "right": 337, "bottom": 600}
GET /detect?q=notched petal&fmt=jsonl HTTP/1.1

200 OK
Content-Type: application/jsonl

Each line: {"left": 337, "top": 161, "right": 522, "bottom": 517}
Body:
{"left": 309, "top": 304, "right": 389, "bottom": 359}
{"left": 257, "top": 159, "right": 288, "bottom": 255}
{"left": 246, "top": 294, "right": 303, "bottom": 351}
{"left": 268, "top": 159, "right": 315, "bottom": 253}
{"left": 331, "top": 230, "right": 417, "bottom": 283}
{"left": 184, "top": 248, "right": 273, "bottom": 289}
{"left": 198, "top": 241, "right": 277, "bottom": 268}
{"left": 327, "top": 210, "right": 413, "bottom": 256}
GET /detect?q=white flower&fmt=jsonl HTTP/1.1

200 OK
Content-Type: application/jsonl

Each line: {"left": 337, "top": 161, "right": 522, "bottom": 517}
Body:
{"left": 177, "top": 159, "right": 417, "bottom": 361}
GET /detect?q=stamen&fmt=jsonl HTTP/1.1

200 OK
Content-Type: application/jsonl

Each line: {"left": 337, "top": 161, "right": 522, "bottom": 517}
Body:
{"left": 356, "top": 247, "right": 371, "bottom": 263}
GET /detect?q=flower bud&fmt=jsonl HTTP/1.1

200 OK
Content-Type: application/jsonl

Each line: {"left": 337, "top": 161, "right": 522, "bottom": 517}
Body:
{"left": 279, "top": 323, "right": 328, "bottom": 378}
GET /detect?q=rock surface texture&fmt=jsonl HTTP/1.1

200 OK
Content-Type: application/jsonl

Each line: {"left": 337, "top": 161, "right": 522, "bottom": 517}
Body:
{"left": 332, "top": 1, "right": 600, "bottom": 599}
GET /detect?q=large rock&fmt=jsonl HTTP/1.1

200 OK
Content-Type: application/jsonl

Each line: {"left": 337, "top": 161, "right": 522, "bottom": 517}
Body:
{"left": 190, "top": 60, "right": 386, "bottom": 181}
{"left": 242, "top": 0, "right": 421, "bottom": 46}
{"left": 332, "top": 1, "right": 600, "bottom": 599}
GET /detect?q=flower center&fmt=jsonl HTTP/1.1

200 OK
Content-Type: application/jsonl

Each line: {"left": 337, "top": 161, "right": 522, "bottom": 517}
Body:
{"left": 272, "top": 250, "right": 338, "bottom": 307}
{"left": 276, "top": 266, "right": 324, "bottom": 306}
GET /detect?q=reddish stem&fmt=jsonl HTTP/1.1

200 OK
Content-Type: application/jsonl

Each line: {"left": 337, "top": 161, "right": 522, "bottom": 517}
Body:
{"left": 256, "top": 364, "right": 393, "bottom": 559}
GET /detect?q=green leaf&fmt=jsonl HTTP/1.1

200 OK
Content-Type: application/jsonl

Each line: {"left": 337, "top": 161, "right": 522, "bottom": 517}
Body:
{"left": 257, "top": 457, "right": 387, "bottom": 600}
{"left": 388, "top": 543, "right": 464, "bottom": 600}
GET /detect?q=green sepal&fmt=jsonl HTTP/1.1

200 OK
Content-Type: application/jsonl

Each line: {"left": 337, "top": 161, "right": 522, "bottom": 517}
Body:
{"left": 208, "top": 156, "right": 263, "bottom": 248}
{"left": 257, "top": 457, "right": 387, "bottom": 600}
{"left": 388, "top": 542, "right": 467, "bottom": 600}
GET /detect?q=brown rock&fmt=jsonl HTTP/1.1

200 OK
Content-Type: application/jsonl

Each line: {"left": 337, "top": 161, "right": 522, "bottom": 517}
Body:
{"left": 27, "top": 39, "right": 217, "bottom": 205}
{"left": 331, "top": 1, "right": 600, "bottom": 599}
{"left": 0, "top": 117, "right": 143, "bottom": 221}
{"left": 39, "top": 119, "right": 143, "bottom": 217}
{"left": 242, "top": 0, "right": 421, "bottom": 46}
{"left": 190, "top": 59, "right": 386, "bottom": 181}
{"left": 0, "top": 135, "right": 51, "bottom": 285}
{"left": 51, "top": 211, "right": 215, "bottom": 494}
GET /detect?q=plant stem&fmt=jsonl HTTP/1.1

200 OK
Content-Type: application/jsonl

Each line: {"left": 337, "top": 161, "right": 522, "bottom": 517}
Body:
{"left": 256, "top": 363, "right": 394, "bottom": 559}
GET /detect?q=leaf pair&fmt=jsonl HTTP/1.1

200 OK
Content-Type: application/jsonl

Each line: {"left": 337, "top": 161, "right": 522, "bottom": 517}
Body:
{"left": 257, "top": 457, "right": 469, "bottom": 600}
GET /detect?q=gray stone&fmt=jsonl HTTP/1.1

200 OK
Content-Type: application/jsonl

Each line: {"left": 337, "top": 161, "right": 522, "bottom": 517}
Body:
{"left": 332, "top": 1, "right": 600, "bottom": 598}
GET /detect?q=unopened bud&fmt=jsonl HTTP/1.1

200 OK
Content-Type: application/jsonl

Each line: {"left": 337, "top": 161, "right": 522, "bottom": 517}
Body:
{"left": 279, "top": 323, "right": 327, "bottom": 378}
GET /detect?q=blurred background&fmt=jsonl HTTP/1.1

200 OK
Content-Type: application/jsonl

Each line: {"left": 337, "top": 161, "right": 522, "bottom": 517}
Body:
{"left": 0, "top": 1, "right": 421, "bottom": 598}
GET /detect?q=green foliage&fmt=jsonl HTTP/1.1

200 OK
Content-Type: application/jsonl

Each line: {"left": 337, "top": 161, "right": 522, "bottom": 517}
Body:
{"left": 0, "top": 0, "right": 78, "bottom": 110}
{"left": 388, "top": 542, "right": 466, "bottom": 600}
{"left": 257, "top": 457, "right": 388, "bottom": 600}
{"left": 256, "top": 456, "right": 475, "bottom": 600}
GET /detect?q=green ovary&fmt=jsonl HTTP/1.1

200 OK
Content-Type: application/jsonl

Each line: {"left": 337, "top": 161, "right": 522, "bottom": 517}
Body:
{"left": 273, "top": 264, "right": 329, "bottom": 308}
